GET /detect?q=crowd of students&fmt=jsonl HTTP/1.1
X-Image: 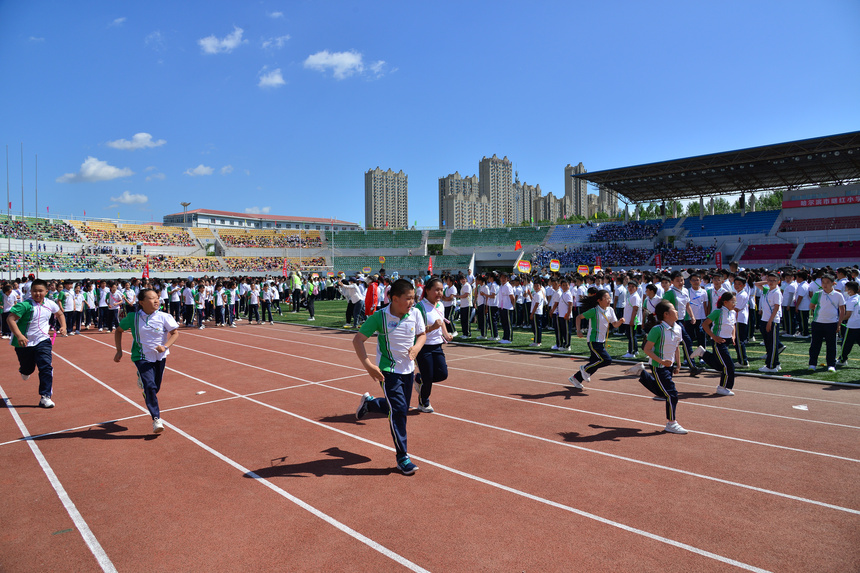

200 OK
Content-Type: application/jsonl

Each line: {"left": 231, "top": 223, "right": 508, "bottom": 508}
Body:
{"left": 0, "top": 218, "right": 79, "bottom": 242}
{"left": 532, "top": 245, "right": 655, "bottom": 268}
{"left": 77, "top": 226, "right": 195, "bottom": 246}
{"left": 220, "top": 233, "right": 322, "bottom": 248}
{"left": 590, "top": 220, "right": 662, "bottom": 242}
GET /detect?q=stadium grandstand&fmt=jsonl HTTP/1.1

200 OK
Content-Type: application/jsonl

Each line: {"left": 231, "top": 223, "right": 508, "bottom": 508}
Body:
{"left": 1, "top": 131, "right": 858, "bottom": 279}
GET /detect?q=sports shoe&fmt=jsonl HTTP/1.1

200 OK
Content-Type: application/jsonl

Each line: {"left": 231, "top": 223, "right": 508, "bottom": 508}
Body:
{"left": 579, "top": 365, "right": 591, "bottom": 383}
{"left": 308, "top": 317, "right": 315, "bottom": 321}
{"left": 621, "top": 353, "right": 636, "bottom": 359}
{"left": 355, "top": 392, "right": 372, "bottom": 420}
{"left": 691, "top": 346, "right": 706, "bottom": 360}
{"left": 750, "top": 336, "right": 756, "bottom": 342}
{"left": 807, "top": 365, "right": 816, "bottom": 371}
{"left": 759, "top": 366, "right": 779, "bottom": 373}
{"left": 269, "top": 321, "right": 274, "bottom": 325}
{"left": 624, "top": 362, "right": 646, "bottom": 377}
{"left": 198, "top": 326, "right": 205, "bottom": 330}
{"left": 664, "top": 421, "right": 687, "bottom": 434}
{"left": 827, "top": 366, "right": 836, "bottom": 372}
{"left": 688, "top": 366, "right": 702, "bottom": 376}
{"left": 499, "top": 339, "right": 512, "bottom": 344}
{"left": 563, "top": 346, "right": 571, "bottom": 351}
{"left": 21, "top": 373, "right": 30, "bottom": 381}
{"left": 152, "top": 418, "right": 164, "bottom": 433}
{"left": 99, "top": 328, "right": 103, "bottom": 332}
{"left": 39, "top": 396, "right": 55, "bottom": 408}
{"left": 528, "top": 342, "right": 540, "bottom": 347}
{"left": 343, "top": 323, "right": 352, "bottom": 328}
{"left": 476, "top": 336, "right": 485, "bottom": 340}
{"left": 652, "top": 395, "right": 666, "bottom": 401}
{"left": 715, "top": 386, "right": 735, "bottom": 396}
{"left": 836, "top": 359, "right": 846, "bottom": 366}
{"left": 551, "top": 345, "right": 558, "bottom": 350}
{"left": 568, "top": 374, "right": 583, "bottom": 389}
{"left": 230, "top": 324, "right": 237, "bottom": 328}
{"left": 734, "top": 362, "right": 749, "bottom": 368}
{"left": 397, "top": 456, "right": 418, "bottom": 475}
{"left": 416, "top": 402, "right": 435, "bottom": 413}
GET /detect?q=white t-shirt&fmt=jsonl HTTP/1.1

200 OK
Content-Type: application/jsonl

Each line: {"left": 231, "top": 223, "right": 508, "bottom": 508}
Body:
{"left": 734, "top": 287, "right": 750, "bottom": 325}
{"left": 498, "top": 282, "right": 515, "bottom": 310}
{"left": 477, "top": 284, "right": 488, "bottom": 306}
{"left": 15, "top": 298, "right": 60, "bottom": 347}
{"left": 443, "top": 285, "right": 457, "bottom": 308}
{"left": 761, "top": 288, "right": 783, "bottom": 322}
{"left": 126, "top": 310, "right": 179, "bottom": 363}
{"left": 418, "top": 299, "right": 446, "bottom": 345}
{"left": 557, "top": 289, "right": 573, "bottom": 317}
{"left": 531, "top": 288, "right": 545, "bottom": 316}
{"left": 459, "top": 282, "right": 472, "bottom": 309}
{"left": 688, "top": 287, "right": 708, "bottom": 320}
{"left": 170, "top": 286, "right": 182, "bottom": 303}
{"left": 812, "top": 290, "right": 845, "bottom": 324}
{"left": 845, "top": 293, "right": 860, "bottom": 328}
{"left": 4, "top": 290, "right": 20, "bottom": 312}
{"left": 623, "top": 292, "right": 641, "bottom": 325}
{"left": 487, "top": 282, "right": 499, "bottom": 308}
{"left": 796, "top": 282, "right": 811, "bottom": 311}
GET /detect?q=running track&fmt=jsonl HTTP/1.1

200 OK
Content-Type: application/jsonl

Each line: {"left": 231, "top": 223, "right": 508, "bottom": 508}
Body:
{"left": 1, "top": 323, "right": 858, "bottom": 572}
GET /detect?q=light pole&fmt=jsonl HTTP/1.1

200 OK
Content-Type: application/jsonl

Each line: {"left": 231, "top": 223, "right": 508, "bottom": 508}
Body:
{"left": 181, "top": 202, "right": 191, "bottom": 227}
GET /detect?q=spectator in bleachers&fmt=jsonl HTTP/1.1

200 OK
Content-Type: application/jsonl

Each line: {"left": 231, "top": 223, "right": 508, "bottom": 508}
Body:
{"left": 590, "top": 221, "right": 661, "bottom": 242}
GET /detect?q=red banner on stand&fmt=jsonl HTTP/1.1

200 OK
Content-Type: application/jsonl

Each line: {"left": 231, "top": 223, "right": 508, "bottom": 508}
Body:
{"left": 715, "top": 251, "right": 722, "bottom": 269}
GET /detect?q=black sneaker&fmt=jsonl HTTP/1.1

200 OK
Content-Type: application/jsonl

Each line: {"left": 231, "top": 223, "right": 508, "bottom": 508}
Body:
{"left": 397, "top": 456, "right": 418, "bottom": 475}
{"left": 355, "top": 392, "right": 373, "bottom": 420}
{"left": 688, "top": 366, "right": 702, "bottom": 376}
{"left": 778, "top": 345, "right": 787, "bottom": 355}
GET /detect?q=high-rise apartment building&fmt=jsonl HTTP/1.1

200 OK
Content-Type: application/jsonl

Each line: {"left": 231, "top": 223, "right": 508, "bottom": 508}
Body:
{"left": 513, "top": 172, "right": 541, "bottom": 225}
{"left": 533, "top": 191, "right": 563, "bottom": 224}
{"left": 479, "top": 155, "right": 513, "bottom": 227}
{"left": 564, "top": 163, "right": 588, "bottom": 218}
{"left": 598, "top": 184, "right": 619, "bottom": 218}
{"left": 439, "top": 172, "right": 481, "bottom": 229}
{"left": 365, "top": 167, "right": 408, "bottom": 229}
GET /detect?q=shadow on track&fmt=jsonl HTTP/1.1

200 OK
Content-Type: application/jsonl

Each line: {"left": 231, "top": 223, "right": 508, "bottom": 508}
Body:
{"left": 559, "top": 424, "right": 663, "bottom": 443}
{"left": 245, "top": 447, "right": 395, "bottom": 478}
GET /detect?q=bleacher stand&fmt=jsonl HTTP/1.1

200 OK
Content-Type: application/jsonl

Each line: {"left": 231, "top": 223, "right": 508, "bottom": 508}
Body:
{"left": 532, "top": 245, "right": 653, "bottom": 268}
{"left": 222, "top": 256, "right": 325, "bottom": 272}
{"left": 740, "top": 243, "right": 795, "bottom": 262}
{"left": 682, "top": 211, "right": 779, "bottom": 237}
{"left": 545, "top": 224, "right": 598, "bottom": 244}
{"left": 333, "top": 255, "right": 470, "bottom": 271}
{"left": 779, "top": 216, "right": 860, "bottom": 233}
{"left": 0, "top": 216, "right": 80, "bottom": 242}
{"left": 654, "top": 244, "right": 716, "bottom": 266}
{"left": 590, "top": 220, "right": 662, "bottom": 242}
{"left": 450, "top": 227, "right": 549, "bottom": 248}
{"left": 72, "top": 221, "right": 195, "bottom": 246}
{"left": 218, "top": 229, "right": 322, "bottom": 248}
{"left": 797, "top": 241, "right": 859, "bottom": 263}
{"left": 325, "top": 230, "right": 422, "bottom": 249}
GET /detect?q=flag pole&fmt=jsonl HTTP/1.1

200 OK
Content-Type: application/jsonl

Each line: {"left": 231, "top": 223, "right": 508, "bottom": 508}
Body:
{"left": 35, "top": 154, "right": 39, "bottom": 278}
{"left": 20, "top": 143, "right": 25, "bottom": 278}
{"left": 6, "top": 145, "right": 10, "bottom": 280}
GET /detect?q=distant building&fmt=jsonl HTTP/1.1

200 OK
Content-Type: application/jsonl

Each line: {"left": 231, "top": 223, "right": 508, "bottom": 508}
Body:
{"left": 365, "top": 167, "right": 408, "bottom": 229}
{"left": 534, "top": 191, "right": 563, "bottom": 224}
{"left": 439, "top": 172, "right": 483, "bottom": 229}
{"left": 565, "top": 163, "right": 588, "bottom": 218}
{"left": 479, "top": 155, "right": 513, "bottom": 227}
{"left": 162, "top": 209, "right": 358, "bottom": 231}
{"left": 513, "top": 172, "right": 541, "bottom": 225}
{"left": 598, "top": 184, "right": 619, "bottom": 217}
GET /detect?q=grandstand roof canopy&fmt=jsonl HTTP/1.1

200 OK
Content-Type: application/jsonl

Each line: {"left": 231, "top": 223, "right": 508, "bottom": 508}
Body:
{"left": 163, "top": 208, "right": 357, "bottom": 226}
{"left": 573, "top": 131, "right": 860, "bottom": 203}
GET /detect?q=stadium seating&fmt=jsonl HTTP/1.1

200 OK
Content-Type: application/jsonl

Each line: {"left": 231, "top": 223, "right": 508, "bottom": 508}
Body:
{"left": 221, "top": 256, "right": 326, "bottom": 272}
{"left": 797, "top": 241, "right": 859, "bottom": 262}
{"left": 72, "top": 221, "right": 195, "bottom": 246}
{"left": 325, "top": 230, "right": 422, "bottom": 248}
{"left": 426, "top": 230, "right": 448, "bottom": 240}
{"left": 740, "top": 243, "right": 796, "bottom": 262}
{"left": 779, "top": 216, "right": 860, "bottom": 233}
{"left": 218, "top": 229, "right": 322, "bottom": 248}
{"left": 590, "top": 220, "right": 662, "bottom": 242}
{"left": 0, "top": 252, "right": 112, "bottom": 273}
{"left": 333, "top": 255, "right": 470, "bottom": 271}
{"left": 531, "top": 246, "right": 654, "bottom": 268}
{"left": 0, "top": 216, "right": 80, "bottom": 242}
{"left": 682, "top": 211, "right": 779, "bottom": 237}
{"left": 544, "top": 225, "right": 598, "bottom": 244}
{"left": 450, "top": 227, "right": 549, "bottom": 248}
{"left": 654, "top": 245, "right": 717, "bottom": 266}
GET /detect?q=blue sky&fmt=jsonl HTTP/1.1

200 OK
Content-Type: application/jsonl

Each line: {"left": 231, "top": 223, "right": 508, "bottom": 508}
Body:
{"left": 1, "top": 1, "right": 858, "bottom": 227}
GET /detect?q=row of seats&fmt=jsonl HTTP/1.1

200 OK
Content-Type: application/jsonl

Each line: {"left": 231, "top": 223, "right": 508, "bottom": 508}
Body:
{"left": 333, "top": 255, "right": 471, "bottom": 271}
{"left": 797, "top": 241, "right": 858, "bottom": 261}
{"left": 221, "top": 256, "right": 326, "bottom": 272}
{"left": 70, "top": 221, "right": 195, "bottom": 246}
{"left": 740, "top": 243, "right": 795, "bottom": 261}
{"left": 779, "top": 216, "right": 860, "bottom": 233}
{"left": 449, "top": 227, "right": 549, "bottom": 247}
{"left": 0, "top": 216, "right": 79, "bottom": 242}
{"left": 324, "top": 230, "right": 423, "bottom": 248}
{"left": 682, "top": 211, "right": 780, "bottom": 237}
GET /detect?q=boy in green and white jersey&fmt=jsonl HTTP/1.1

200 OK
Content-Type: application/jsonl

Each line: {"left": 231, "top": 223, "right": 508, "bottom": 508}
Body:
{"left": 353, "top": 279, "right": 426, "bottom": 475}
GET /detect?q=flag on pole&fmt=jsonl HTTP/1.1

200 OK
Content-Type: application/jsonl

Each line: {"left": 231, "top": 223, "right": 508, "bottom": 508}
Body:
{"left": 428, "top": 256, "right": 433, "bottom": 274}
{"left": 514, "top": 240, "right": 522, "bottom": 251}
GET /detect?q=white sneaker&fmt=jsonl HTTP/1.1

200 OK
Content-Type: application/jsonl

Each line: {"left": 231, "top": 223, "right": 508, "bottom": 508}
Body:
{"left": 807, "top": 365, "right": 816, "bottom": 371}
{"left": 494, "top": 337, "right": 501, "bottom": 341}
{"left": 269, "top": 321, "right": 274, "bottom": 325}
{"left": 528, "top": 342, "right": 540, "bottom": 347}
{"left": 563, "top": 347, "right": 571, "bottom": 351}
{"left": 308, "top": 318, "right": 315, "bottom": 321}
{"left": 691, "top": 346, "right": 706, "bottom": 360}
{"left": 551, "top": 345, "right": 558, "bottom": 350}
{"left": 750, "top": 337, "right": 756, "bottom": 342}
{"left": 21, "top": 373, "right": 30, "bottom": 381}
{"left": 836, "top": 359, "right": 846, "bottom": 366}
{"left": 624, "top": 362, "right": 646, "bottom": 377}
{"left": 416, "top": 402, "right": 435, "bottom": 413}
{"left": 827, "top": 366, "right": 836, "bottom": 372}
{"left": 39, "top": 396, "right": 55, "bottom": 408}
{"left": 99, "top": 328, "right": 103, "bottom": 332}
{"left": 198, "top": 326, "right": 205, "bottom": 330}
{"left": 664, "top": 421, "right": 687, "bottom": 434}
{"left": 230, "top": 324, "right": 237, "bottom": 328}
{"left": 153, "top": 418, "right": 164, "bottom": 433}
{"left": 568, "top": 374, "right": 583, "bottom": 389}
{"left": 715, "top": 386, "right": 734, "bottom": 396}
{"left": 621, "top": 353, "right": 636, "bottom": 359}
{"left": 759, "top": 366, "right": 778, "bottom": 373}
{"left": 579, "top": 365, "right": 591, "bottom": 383}
{"left": 499, "top": 339, "right": 512, "bottom": 344}
{"left": 476, "top": 336, "right": 485, "bottom": 340}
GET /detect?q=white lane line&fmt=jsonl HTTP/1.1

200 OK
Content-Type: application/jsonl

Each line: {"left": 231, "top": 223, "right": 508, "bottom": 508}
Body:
{"left": 0, "top": 385, "right": 118, "bottom": 573}
{"left": 170, "top": 332, "right": 860, "bottom": 459}
{"left": 445, "top": 365, "right": 860, "bottom": 430}
{"left": 52, "top": 352, "right": 429, "bottom": 573}
{"left": 437, "top": 383, "right": 860, "bottom": 463}
{"left": 0, "top": 373, "right": 366, "bottom": 448}
{"left": 229, "top": 325, "right": 860, "bottom": 408}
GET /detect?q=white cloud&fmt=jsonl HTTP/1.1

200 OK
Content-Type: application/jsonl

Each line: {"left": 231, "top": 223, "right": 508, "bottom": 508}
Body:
{"left": 220, "top": 165, "right": 233, "bottom": 175}
{"left": 258, "top": 67, "right": 285, "bottom": 88}
{"left": 29, "top": 36, "right": 45, "bottom": 42}
{"left": 198, "top": 26, "right": 246, "bottom": 55}
{"left": 56, "top": 156, "right": 134, "bottom": 183}
{"left": 245, "top": 206, "right": 271, "bottom": 214}
{"left": 109, "top": 17, "right": 126, "bottom": 27}
{"left": 145, "top": 172, "right": 166, "bottom": 181}
{"left": 110, "top": 190, "right": 148, "bottom": 205}
{"left": 244, "top": 169, "right": 251, "bottom": 176}
{"left": 261, "top": 35, "right": 291, "bottom": 49}
{"left": 145, "top": 30, "right": 166, "bottom": 52}
{"left": 184, "top": 164, "right": 213, "bottom": 176}
{"left": 106, "top": 132, "right": 166, "bottom": 151}
{"left": 304, "top": 50, "right": 387, "bottom": 80}
{"left": 268, "top": 11, "right": 284, "bottom": 19}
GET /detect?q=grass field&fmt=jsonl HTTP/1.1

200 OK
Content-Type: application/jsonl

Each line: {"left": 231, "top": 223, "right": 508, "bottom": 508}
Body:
{"left": 269, "top": 299, "right": 860, "bottom": 386}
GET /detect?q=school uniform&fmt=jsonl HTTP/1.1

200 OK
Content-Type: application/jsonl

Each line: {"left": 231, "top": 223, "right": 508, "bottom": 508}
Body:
{"left": 530, "top": 288, "right": 545, "bottom": 345}
{"left": 119, "top": 309, "right": 179, "bottom": 421}
{"left": 637, "top": 321, "right": 684, "bottom": 422}
{"left": 759, "top": 287, "right": 783, "bottom": 370}
{"left": 702, "top": 306, "right": 736, "bottom": 390}
{"left": 477, "top": 284, "right": 489, "bottom": 338}
{"left": 107, "top": 291, "right": 123, "bottom": 331}
{"left": 414, "top": 299, "right": 449, "bottom": 410}
{"left": 574, "top": 305, "right": 617, "bottom": 382}
{"left": 556, "top": 288, "right": 573, "bottom": 349}
{"left": 795, "top": 281, "right": 811, "bottom": 338}
{"left": 498, "top": 281, "right": 515, "bottom": 342}
{"left": 182, "top": 286, "right": 195, "bottom": 326}
{"left": 3, "top": 289, "right": 20, "bottom": 337}
{"left": 623, "top": 291, "right": 641, "bottom": 355}
{"left": 662, "top": 286, "right": 698, "bottom": 372}
{"left": 443, "top": 284, "right": 458, "bottom": 335}
{"left": 486, "top": 281, "right": 499, "bottom": 339}
{"left": 688, "top": 287, "right": 709, "bottom": 347}
{"left": 550, "top": 289, "right": 562, "bottom": 349}
{"left": 733, "top": 287, "right": 750, "bottom": 365}
{"left": 357, "top": 307, "right": 426, "bottom": 465}
{"left": 459, "top": 282, "right": 472, "bottom": 337}
{"left": 839, "top": 293, "right": 860, "bottom": 364}
{"left": 809, "top": 289, "right": 845, "bottom": 369}
{"left": 9, "top": 298, "right": 61, "bottom": 401}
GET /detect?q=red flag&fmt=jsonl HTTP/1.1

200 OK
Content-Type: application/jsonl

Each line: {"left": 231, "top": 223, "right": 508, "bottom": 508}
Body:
{"left": 715, "top": 251, "right": 723, "bottom": 269}
{"left": 143, "top": 261, "right": 150, "bottom": 279}
{"left": 428, "top": 256, "right": 433, "bottom": 274}
{"left": 7, "top": 201, "right": 10, "bottom": 209}
{"left": 47, "top": 206, "right": 49, "bottom": 213}
{"left": 282, "top": 258, "right": 289, "bottom": 277}
{"left": 83, "top": 210, "right": 86, "bottom": 217}
{"left": 515, "top": 240, "right": 522, "bottom": 250}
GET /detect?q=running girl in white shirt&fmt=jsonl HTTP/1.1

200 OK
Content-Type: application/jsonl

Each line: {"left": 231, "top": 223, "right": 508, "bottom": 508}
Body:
{"left": 700, "top": 292, "right": 737, "bottom": 395}
{"left": 114, "top": 289, "right": 180, "bottom": 434}
{"left": 570, "top": 289, "right": 624, "bottom": 389}
{"left": 413, "top": 278, "right": 453, "bottom": 413}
